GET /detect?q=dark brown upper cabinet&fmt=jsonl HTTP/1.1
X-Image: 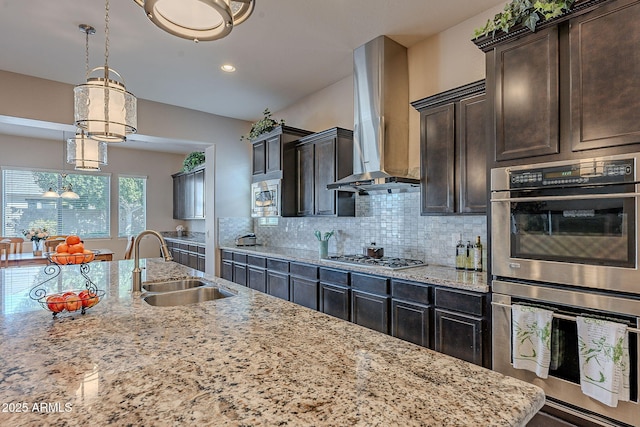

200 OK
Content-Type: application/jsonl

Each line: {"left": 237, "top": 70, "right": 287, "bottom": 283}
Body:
{"left": 570, "top": 0, "right": 640, "bottom": 151}
{"left": 251, "top": 126, "right": 311, "bottom": 183}
{"left": 172, "top": 164, "right": 205, "bottom": 220}
{"left": 295, "top": 127, "right": 355, "bottom": 217}
{"left": 493, "top": 26, "right": 559, "bottom": 161}
{"left": 412, "top": 81, "right": 487, "bottom": 215}
{"left": 477, "top": 0, "right": 640, "bottom": 166}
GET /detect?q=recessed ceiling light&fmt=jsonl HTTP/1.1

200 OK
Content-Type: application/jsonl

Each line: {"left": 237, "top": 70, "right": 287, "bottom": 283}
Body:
{"left": 221, "top": 64, "right": 236, "bottom": 73}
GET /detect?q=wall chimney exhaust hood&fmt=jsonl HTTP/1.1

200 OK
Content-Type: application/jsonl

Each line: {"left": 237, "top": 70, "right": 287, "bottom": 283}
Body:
{"left": 327, "top": 36, "right": 419, "bottom": 194}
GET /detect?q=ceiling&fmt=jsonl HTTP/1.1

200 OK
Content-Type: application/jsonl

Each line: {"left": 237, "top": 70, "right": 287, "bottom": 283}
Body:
{"left": 0, "top": 0, "right": 502, "bottom": 153}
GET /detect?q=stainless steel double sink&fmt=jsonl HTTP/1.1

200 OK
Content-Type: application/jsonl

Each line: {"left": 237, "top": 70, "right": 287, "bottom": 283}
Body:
{"left": 141, "top": 279, "right": 235, "bottom": 307}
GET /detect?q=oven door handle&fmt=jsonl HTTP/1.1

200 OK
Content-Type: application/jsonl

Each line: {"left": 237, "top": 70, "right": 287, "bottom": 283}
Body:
{"left": 490, "top": 192, "right": 640, "bottom": 203}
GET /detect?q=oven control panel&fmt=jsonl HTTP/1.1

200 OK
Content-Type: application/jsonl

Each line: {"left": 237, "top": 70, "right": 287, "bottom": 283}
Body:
{"left": 509, "top": 159, "right": 635, "bottom": 189}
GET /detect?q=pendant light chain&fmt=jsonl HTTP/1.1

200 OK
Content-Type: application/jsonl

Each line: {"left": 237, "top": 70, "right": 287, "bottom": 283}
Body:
{"left": 103, "top": 0, "right": 111, "bottom": 136}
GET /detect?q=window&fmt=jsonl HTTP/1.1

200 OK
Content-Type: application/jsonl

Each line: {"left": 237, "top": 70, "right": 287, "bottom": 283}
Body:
{"left": 2, "top": 168, "right": 110, "bottom": 238}
{"left": 118, "top": 175, "right": 146, "bottom": 237}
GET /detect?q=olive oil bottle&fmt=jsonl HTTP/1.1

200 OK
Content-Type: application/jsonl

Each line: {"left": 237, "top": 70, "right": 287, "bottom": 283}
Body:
{"left": 455, "top": 234, "right": 466, "bottom": 270}
{"left": 473, "top": 236, "right": 483, "bottom": 272}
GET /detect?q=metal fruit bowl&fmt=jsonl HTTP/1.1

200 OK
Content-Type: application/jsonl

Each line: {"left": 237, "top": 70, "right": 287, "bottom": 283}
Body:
{"left": 35, "top": 289, "right": 105, "bottom": 317}
{"left": 47, "top": 251, "right": 96, "bottom": 265}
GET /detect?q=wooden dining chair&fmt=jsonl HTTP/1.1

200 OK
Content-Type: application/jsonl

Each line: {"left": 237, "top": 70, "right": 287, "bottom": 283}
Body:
{"left": 123, "top": 236, "right": 135, "bottom": 260}
{"left": 0, "top": 237, "right": 24, "bottom": 255}
{"left": 0, "top": 241, "right": 9, "bottom": 268}
{"left": 44, "top": 238, "right": 65, "bottom": 253}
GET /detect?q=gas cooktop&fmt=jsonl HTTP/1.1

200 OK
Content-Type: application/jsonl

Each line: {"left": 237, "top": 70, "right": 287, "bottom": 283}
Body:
{"left": 325, "top": 255, "right": 426, "bottom": 270}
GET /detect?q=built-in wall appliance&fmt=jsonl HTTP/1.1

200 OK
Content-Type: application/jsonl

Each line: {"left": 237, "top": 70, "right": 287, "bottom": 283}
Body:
{"left": 251, "top": 179, "right": 280, "bottom": 217}
{"left": 490, "top": 153, "right": 640, "bottom": 426}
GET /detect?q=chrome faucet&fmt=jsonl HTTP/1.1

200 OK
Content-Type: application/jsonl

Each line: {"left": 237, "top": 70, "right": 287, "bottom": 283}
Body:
{"left": 132, "top": 230, "right": 173, "bottom": 293}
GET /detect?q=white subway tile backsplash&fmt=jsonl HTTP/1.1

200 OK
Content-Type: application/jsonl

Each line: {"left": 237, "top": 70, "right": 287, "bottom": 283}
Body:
{"left": 219, "top": 192, "right": 487, "bottom": 268}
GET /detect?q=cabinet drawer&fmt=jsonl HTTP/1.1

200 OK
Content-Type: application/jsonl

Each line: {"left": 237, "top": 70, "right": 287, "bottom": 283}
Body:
{"left": 319, "top": 268, "right": 349, "bottom": 286}
{"left": 178, "top": 242, "right": 188, "bottom": 250}
{"left": 391, "top": 280, "right": 431, "bottom": 306}
{"left": 267, "top": 258, "right": 289, "bottom": 273}
{"left": 289, "top": 262, "right": 318, "bottom": 279}
{"left": 188, "top": 244, "right": 198, "bottom": 253}
{"left": 247, "top": 255, "right": 266, "bottom": 268}
{"left": 221, "top": 250, "right": 233, "bottom": 261}
{"left": 351, "top": 273, "right": 389, "bottom": 295}
{"left": 434, "top": 288, "right": 485, "bottom": 317}
{"left": 197, "top": 245, "right": 205, "bottom": 254}
{"left": 233, "top": 252, "right": 247, "bottom": 264}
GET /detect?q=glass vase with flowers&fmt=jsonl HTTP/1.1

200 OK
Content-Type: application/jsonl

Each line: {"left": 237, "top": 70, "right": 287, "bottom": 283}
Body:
{"left": 23, "top": 228, "right": 50, "bottom": 256}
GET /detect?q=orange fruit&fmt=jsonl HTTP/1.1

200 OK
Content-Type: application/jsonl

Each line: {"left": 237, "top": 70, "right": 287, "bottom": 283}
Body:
{"left": 54, "top": 253, "right": 70, "bottom": 265}
{"left": 65, "top": 235, "right": 81, "bottom": 245}
{"left": 68, "top": 243, "right": 84, "bottom": 254}
{"left": 82, "top": 249, "right": 95, "bottom": 263}
{"left": 55, "top": 243, "right": 69, "bottom": 253}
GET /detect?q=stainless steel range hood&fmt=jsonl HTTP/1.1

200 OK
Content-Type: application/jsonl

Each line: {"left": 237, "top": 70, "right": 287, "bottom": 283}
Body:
{"left": 328, "top": 36, "right": 419, "bottom": 194}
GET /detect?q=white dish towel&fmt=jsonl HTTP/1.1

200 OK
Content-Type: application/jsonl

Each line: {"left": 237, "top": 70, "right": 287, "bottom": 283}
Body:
{"left": 511, "top": 304, "right": 553, "bottom": 378}
{"left": 576, "top": 316, "right": 630, "bottom": 407}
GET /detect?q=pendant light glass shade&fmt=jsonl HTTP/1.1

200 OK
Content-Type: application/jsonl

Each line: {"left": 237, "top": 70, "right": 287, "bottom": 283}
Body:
{"left": 74, "top": 67, "right": 137, "bottom": 143}
{"left": 42, "top": 188, "right": 61, "bottom": 198}
{"left": 67, "top": 131, "right": 108, "bottom": 171}
{"left": 60, "top": 186, "right": 80, "bottom": 200}
{"left": 134, "top": 0, "right": 255, "bottom": 42}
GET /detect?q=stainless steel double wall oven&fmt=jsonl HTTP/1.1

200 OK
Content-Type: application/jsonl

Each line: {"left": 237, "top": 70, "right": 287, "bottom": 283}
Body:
{"left": 491, "top": 153, "right": 640, "bottom": 426}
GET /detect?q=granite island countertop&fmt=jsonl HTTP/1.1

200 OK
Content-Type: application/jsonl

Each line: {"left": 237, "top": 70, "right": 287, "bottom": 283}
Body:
{"left": 0, "top": 259, "right": 542, "bottom": 426}
{"left": 220, "top": 245, "right": 489, "bottom": 293}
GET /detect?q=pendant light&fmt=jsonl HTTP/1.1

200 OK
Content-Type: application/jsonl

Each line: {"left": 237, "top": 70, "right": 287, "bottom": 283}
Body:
{"left": 133, "top": 0, "right": 255, "bottom": 43}
{"left": 42, "top": 134, "right": 81, "bottom": 199}
{"left": 74, "top": 0, "right": 137, "bottom": 142}
{"left": 67, "top": 130, "right": 108, "bottom": 171}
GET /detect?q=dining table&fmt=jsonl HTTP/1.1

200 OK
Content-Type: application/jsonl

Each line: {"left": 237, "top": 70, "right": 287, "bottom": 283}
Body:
{"left": 4, "top": 249, "right": 113, "bottom": 268}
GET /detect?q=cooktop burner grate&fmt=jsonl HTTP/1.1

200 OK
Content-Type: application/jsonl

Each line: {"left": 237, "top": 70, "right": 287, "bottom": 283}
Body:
{"left": 325, "top": 255, "right": 426, "bottom": 270}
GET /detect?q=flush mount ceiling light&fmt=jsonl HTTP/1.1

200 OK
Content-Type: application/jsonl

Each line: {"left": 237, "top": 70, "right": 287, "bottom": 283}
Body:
{"left": 133, "top": 0, "right": 255, "bottom": 42}
{"left": 74, "top": 0, "right": 137, "bottom": 143}
{"left": 67, "top": 131, "right": 108, "bottom": 171}
{"left": 220, "top": 64, "right": 236, "bottom": 72}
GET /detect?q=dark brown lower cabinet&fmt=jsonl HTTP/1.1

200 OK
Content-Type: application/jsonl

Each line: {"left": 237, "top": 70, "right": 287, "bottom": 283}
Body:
{"left": 247, "top": 266, "right": 267, "bottom": 292}
{"left": 351, "top": 290, "right": 390, "bottom": 334}
{"left": 434, "top": 288, "right": 487, "bottom": 367}
{"left": 221, "top": 260, "right": 233, "bottom": 281}
{"left": 320, "top": 283, "right": 350, "bottom": 321}
{"left": 290, "top": 276, "right": 319, "bottom": 310}
{"left": 166, "top": 239, "right": 205, "bottom": 272}
{"left": 434, "top": 309, "right": 483, "bottom": 366}
{"left": 391, "top": 300, "right": 431, "bottom": 348}
{"left": 233, "top": 263, "right": 247, "bottom": 286}
{"left": 267, "top": 270, "right": 289, "bottom": 300}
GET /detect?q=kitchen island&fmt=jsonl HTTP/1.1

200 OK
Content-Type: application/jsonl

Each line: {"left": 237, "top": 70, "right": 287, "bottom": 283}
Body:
{"left": 0, "top": 259, "right": 543, "bottom": 426}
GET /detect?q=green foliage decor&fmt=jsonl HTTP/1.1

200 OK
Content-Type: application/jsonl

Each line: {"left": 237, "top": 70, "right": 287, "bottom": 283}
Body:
{"left": 182, "top": 151, "right": 205, "bottom": 172}
{"left": 474, "top": 0, "right": 576, "bottom": 39}
{"left": 240, "top": 108, "right": 285, "bottom": 141}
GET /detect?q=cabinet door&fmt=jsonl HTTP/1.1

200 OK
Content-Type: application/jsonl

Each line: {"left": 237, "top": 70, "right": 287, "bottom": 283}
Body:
{"left": 314, "top": 137, "right": 337, "bottom": 216}
{"left": 197, "top": 254, "right": 205, "bottom": 272}
{"left": 248, "top": 266, "right": 267, "bottom": 293}
{"left": 265, "top": 136, "right": 282, "bottom": 174}
{"left": 233, "top": 263, "right": 247, "bottom": 286}
{"left": 351, "top": 290, "right": 390, "bottom": 334}
{"left": 267, "top": 270, "right": 290, "bottom": 300}
{"left": 458, "top": 94, "right": 487, "bottom": 213}
{"left": 184, "top": 172, "right": 195, "bottom": 219}
{"left": 296, "top": 143, "right": 315, "bottom": 216}
{"left": 221, "top": 260, "right": 233, "bottom": 281}
{"left": 319, "top": 283, "right": 350, "bottom": 321}
{"left": 193, "top": 168, "right": 205, "bottom": 219}
{"left": 252, "top": 140, "right": 266, "bottom": 175}
{"left": 391, "top": 299, "right": 431, "bottom": 348}
{"left": 172, "top": 174, "right": 186, "bottom": 219}
{"left": 420, "top": 103, "right": 455, "bottom": 214}
{"left": 494, "top": 26, "right": 559, "bottom": 161}
{"left": 570, "top": 0, "right": 640, "bottom": 151}
{"left": 434, "top": 308, "right": 484, "bottom": 366}
{"left": 290, "top": 276, "right": 319, "bottom": 310}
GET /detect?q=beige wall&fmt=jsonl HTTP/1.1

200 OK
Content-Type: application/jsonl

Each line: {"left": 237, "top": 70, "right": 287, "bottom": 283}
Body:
{"left": 0, "top": 134, "right": 182, "bottom": 258}
{"left": 0, "top": 70, "right": 252, "bottom": 263}
{"left": 274, "top": 4, "right": 503, "bottom": 169}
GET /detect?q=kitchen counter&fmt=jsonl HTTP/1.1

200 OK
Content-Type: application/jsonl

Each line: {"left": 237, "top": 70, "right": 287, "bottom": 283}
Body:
{"left": 0, "top": 260, "right": 542, "bottom": 426}
{"left": 161, "top": 232, "right": 205, "bottom": 245}
{"left": 220, "top": 245, "right": 489, "bottom": 293}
